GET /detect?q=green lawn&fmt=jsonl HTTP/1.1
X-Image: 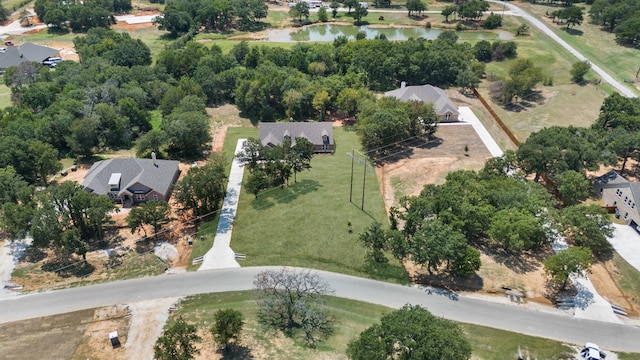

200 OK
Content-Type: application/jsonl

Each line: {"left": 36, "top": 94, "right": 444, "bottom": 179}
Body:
{"left": 612, "top": 253, "right": 640, "bottom": 310}
{"left": 517, "top": 2, "right": 640, "bottom": 98}
{"left": 205, "top": 126, "right": 407, "bottom": 283}
{"left": 475, "top": 16, "right": 606, "bottom": 141}
{"left": 0, "top": 84, "right": 12, "bottom": 109}
{"left": 169, "top": 291, "right": 598, "bottom": 359}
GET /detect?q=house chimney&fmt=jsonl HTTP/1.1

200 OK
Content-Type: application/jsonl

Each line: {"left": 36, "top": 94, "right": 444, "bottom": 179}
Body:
{"left": 401, "top": 81, "right": 406, "bottom": 88}
{"left": 151, "top": 151, "right": 157, "bottom": 167}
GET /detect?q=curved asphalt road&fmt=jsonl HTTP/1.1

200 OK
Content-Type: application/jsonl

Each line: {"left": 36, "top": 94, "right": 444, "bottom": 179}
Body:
{"left": 1, "top": 266, "right": 640, "bottom": 352}
{"left": 487, "top": 0, "right": 637, "bottom": 98}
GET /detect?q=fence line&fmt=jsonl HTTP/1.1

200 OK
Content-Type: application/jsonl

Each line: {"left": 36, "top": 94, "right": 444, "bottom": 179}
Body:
{"left": 472, "top": 88, "right": 520, "bottom": 147}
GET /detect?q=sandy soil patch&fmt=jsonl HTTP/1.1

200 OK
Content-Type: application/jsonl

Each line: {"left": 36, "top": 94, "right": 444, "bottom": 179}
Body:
{"left": 72, "top": 304, "right": 131, "bottom": 360}
{"left": 0, "top": 237, "right": 32, "bottom": 299}
{"left": 124, "top": 297, "right": 180, "bottom": 360}
{"left": 376, "top": 124, "right": 491, "bottom": 212}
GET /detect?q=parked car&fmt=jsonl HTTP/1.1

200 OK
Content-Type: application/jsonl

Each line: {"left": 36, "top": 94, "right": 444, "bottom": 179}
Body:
{"left": 4, "top": 41, "right": 14, "bottom": 46}
{"left": 580, "top": 343, "right": 606, "bottom": 360}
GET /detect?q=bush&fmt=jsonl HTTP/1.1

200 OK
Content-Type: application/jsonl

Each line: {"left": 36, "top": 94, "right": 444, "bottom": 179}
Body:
{"left": 483, "top": 14, "right": 503, "bottom": 29}
{"left": 425, "top": 21, "right": 431, "bottom": 28}
{"left": 543, "top": 75, "right": 553, "bottom": 86}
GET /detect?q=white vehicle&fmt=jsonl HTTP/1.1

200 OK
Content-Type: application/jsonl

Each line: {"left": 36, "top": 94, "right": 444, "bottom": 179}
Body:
{"left": 358, "top": 1, "right": 368, "bottom": 8}
{"left": 580, "top": 343, "right": 606, "bottom": 360}
{"left": 301, "top": 0, "right": 322, "bottom": 8}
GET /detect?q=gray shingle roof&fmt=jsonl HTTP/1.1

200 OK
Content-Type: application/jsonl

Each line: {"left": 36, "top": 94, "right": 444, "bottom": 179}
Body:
{"left": 594, "top": 170, "right": 630, "bottom": 187}
{"left": 83, "top": 158, "right": 180, "bottom": 198}
{"left": 384, "top": 84, "right": 459, "bottom": 116}
{"left": 0, "top": 43, "right": 59, "bottom": 70}
{"left": 259, "top": 122, "right": 334, "bottom": 147}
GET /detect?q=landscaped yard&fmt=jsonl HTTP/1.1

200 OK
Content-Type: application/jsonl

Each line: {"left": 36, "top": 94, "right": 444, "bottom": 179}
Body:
{"left": 205, "top": 126, "right": 408, "bottom": 283}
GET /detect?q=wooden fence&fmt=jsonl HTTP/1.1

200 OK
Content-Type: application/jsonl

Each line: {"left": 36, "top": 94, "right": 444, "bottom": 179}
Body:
{"left": 472, "top": 88, "right": 520, "bottom": 147}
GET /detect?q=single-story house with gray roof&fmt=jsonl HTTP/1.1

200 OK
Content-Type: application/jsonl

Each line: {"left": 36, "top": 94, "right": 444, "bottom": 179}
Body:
{"left": 259, "top": 122, "right": 334, "bottom": 153}
{"left": 0, "top": 43, "right": 60, "bottom": 73}
{"left": 384, "top": 83, "right": 459, "bottom": 122}
{"left": 594, "top": 170, "right": 640, "bottom": 228}
{"left": 83, "top": 158, "right": 180, "bottom": 206}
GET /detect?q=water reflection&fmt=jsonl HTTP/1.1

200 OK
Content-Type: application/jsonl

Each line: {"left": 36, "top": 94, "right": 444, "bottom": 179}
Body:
{"left": 264, "top": 24, "right": 514, "bottom": 42}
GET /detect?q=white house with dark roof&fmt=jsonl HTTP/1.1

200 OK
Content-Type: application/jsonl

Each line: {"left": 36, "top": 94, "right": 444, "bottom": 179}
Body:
{"left": 594, "top": 170, "right": 640, "bottom": 228}
{"left": 83, "top": 158, "right": 180, "bottom": 206}
{"left": 384, "top": 83, "right": 459, "bottom": 122}
{"left": 259, "top": 122, "right": 334, "bottom": 153}
{"left": 0, "top": 43, "right": 60, "bottom": 73}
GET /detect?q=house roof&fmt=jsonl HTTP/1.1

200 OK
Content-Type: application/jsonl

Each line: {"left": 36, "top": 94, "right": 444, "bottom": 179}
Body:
{"left": 0, "top": 43, "right": 60, "bottom": 70}
{"left": 259, "top": 122, "right": 334, "bottom": 147}
{"left": 595, "top": 170, "right": 640, "bottom": 215}
{"left": 384, "top": 84, "right": 459, "bottom": 116}
{"left": 83, "top": 158, "right": 180, "bottom": 198}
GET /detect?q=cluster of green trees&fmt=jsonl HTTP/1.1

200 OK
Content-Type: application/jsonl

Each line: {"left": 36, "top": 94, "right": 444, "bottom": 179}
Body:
{"left": 236, "top": 137, "right": 315, "bottom": 197}
{"left": 550, "top": 5, "right": 584, "bottom": 29}
{"left": 489, "top": 58, "right": 545, "bottom": 104}
{"left": 154, "top": 0, "right": 268, "bottom": 35}
{"left": 347, "top": 305, "right": 472, "bottom": 360}
{"left": 589, "top": 0, "right": 640, "bottom": 45}
{"left": 358, "top": 132, "right": 617, "bottom": 278}
{"left": 35, "top": 0, "right": 129, "bottom": 31}
{"left": 3, "top": 180, "right": 116, "bottom": 264}
{"left": 154, "top": 309, "right": 245, "bottom": 360}
{"left": 441, "top": 0, "right": 490, "bottom": 23}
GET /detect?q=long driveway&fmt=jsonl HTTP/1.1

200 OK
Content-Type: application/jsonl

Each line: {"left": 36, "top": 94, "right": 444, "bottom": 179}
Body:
{"left": 2, "top": 267, "right": 640, "bottom": 352}
{"left": 487, "top": 0, "right": 637, "bottom": 98}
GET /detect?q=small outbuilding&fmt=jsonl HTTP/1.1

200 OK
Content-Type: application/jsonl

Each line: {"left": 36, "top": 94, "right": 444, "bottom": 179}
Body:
{"left": 109, "top": 331, "right": 121, "bottom": 348}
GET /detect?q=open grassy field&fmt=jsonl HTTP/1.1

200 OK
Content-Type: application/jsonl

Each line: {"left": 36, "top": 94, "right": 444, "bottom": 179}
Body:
{"left": 211, "top": 126, "right": 407, "bottom": 283}
{"left": 517, "top": 2, "right": 640, "bottom": 98}
{"left": 0, "top": 84, "right": 12, "bottom": 109}
{"left": 169, "top": 291, "right": 582, "bottom": 359}
{"left": 475, "top": 16, "right": 605, "bottom": 142}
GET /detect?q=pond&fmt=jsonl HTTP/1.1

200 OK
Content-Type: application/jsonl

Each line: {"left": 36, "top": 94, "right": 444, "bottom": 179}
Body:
{"left": 263, "top": 24, "right": 515, "bottom": 42}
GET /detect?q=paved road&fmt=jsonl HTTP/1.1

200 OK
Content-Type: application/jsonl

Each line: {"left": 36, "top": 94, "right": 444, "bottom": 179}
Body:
{"left": 2, "top": 267, "right": 640, "bottom": 352}
{"left": 487, "top": 0, "right": 637, "bottom": 98}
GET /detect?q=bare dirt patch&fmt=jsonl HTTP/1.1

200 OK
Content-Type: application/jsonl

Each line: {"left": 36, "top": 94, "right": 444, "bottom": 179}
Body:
{"left": 72, "top": 305, "right": 131, "bottom": 360}
{"left": 376, "top": 124, "right": 492, "bottom": 212}
{"left": 123, "top": 298, "right": 180, "bottom": 360}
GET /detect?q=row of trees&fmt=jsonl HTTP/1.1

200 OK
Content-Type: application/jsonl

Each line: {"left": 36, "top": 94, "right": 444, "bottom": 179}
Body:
{"left": 154, "top": 0, "right": 268, "bottom": 35}
{"left": 35, "top": 0, "right": 128, "bottom": 31}
{"left": 589, "top": 0, "right": 640, "bottom": 45}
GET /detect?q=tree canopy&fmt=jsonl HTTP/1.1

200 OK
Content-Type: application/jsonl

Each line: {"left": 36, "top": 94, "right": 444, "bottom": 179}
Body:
{"left": 347, "top": 304, "right": 472, "bottom": 360}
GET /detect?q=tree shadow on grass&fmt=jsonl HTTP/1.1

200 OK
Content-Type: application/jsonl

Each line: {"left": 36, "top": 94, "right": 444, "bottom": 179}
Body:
{"left": 41, "top": 258, "right": 95, "bottom": 278}
{"left": 562, "top": 27, "right": 583, "bottom": 36}
{"left": 250, "top": 179, "right": 321, "bottom": 210}
{"left": 217, "top": 344, "right": 254, "bottom": 359}
{"left": 362, "top": 259, "right": 410, "bottom": 283}
{"left": 22, "top": 246, "right": 47, "bottom": 263}
{"left": 413, "top": 272, "right": 484, "bottom": 293}
{"left": 372, "top": 137, "right": 443, "bottom": 165}
{"left": 473, "top": 240, "right": 551, "bottom": 275}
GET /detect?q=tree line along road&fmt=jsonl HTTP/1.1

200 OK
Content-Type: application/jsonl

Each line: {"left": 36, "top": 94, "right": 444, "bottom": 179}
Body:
{"left": 1, "top": 266, "right": 640, "bottom": 352}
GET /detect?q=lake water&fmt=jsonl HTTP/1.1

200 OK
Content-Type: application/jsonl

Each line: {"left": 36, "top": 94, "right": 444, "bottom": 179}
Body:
{"left": 264, "top": 24, "right": 515, "bottom": 42}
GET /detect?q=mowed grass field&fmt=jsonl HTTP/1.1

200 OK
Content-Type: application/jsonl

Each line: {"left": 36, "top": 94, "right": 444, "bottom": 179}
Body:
{"left": 207, "top": 126, "right": 408, "bottom": 283}
{"left": 170, "top": 291, "right": 578, "bottom": 359}
{"left": 518, "top": 2, "right": 640, "bottom": 98}
{"left": 476, "top": 16, "right": 606, "bottom": 142}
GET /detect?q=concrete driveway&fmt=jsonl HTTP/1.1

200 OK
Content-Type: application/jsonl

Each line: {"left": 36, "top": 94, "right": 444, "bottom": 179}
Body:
{"left": 609, "top": 224, "right": 640, "bottom": 273}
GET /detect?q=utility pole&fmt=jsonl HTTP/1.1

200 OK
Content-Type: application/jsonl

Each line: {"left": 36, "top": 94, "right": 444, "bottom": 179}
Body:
{"left": 349, "top": 148, "right": 355, "bottom": 202}
{"left": 361, "top": 154, "right": 367, "bottom": 210}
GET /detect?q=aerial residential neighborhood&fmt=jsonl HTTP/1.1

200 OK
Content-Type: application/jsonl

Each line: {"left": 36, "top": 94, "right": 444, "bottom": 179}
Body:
{"left": 0, "top": 0, "right": 640, "bottom": 358}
